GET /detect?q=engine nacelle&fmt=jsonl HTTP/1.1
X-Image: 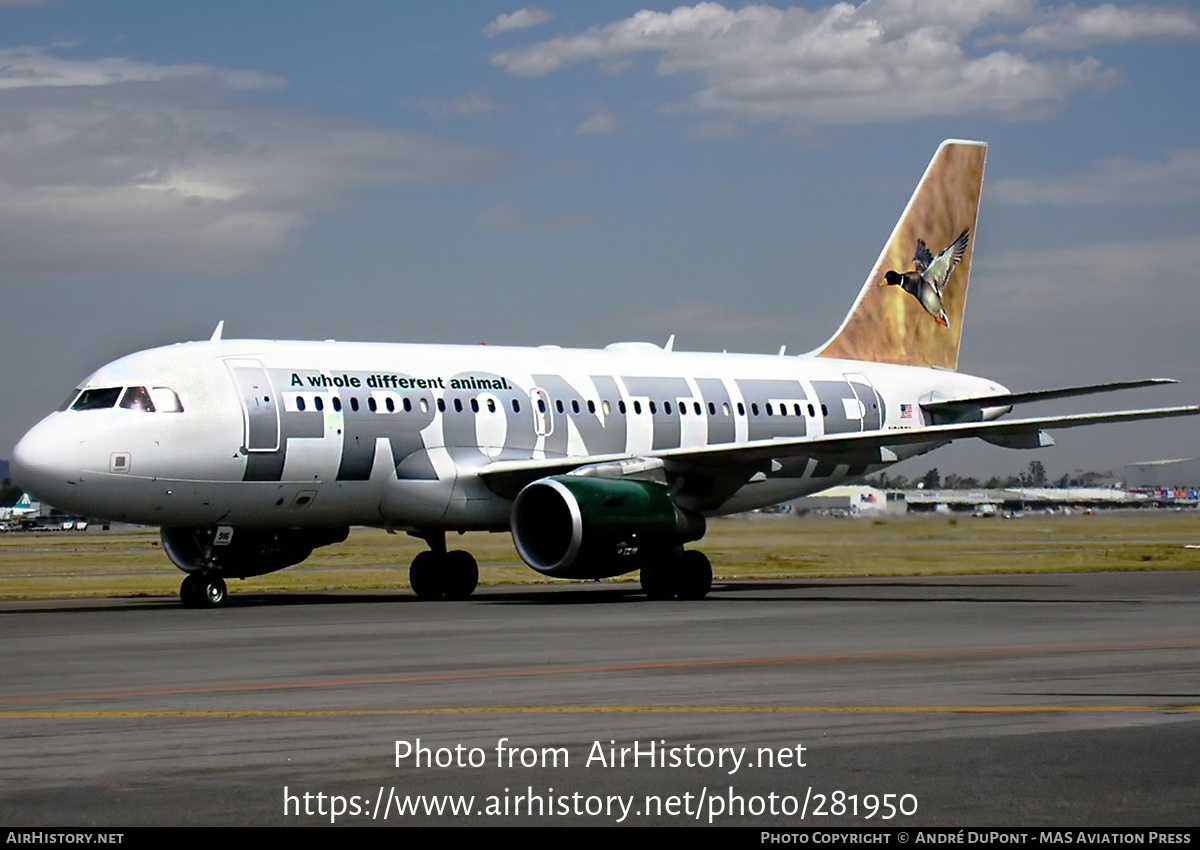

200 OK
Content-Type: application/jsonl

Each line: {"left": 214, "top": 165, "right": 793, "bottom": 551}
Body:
{"left": 161, "top": 526, "right": 349, "bottom": 578}
{"left": 510, "top": 476, "right": 705, "bottom": 579}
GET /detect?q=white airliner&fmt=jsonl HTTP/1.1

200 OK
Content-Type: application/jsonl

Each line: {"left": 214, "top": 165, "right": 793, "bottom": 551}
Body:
{"left": 12, "top": 140, "right": 1198, "bottom": 606}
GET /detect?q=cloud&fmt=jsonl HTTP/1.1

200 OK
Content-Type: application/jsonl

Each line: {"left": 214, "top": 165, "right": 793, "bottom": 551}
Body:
{"left": 991, "top": 148, "right": 1200, "bottom": 206}
{"left": 975, "top": 234, "right": 1200, "bottom": 318}
{"left": 491, "top": 0, "right": 1195, "bottom": 128}
{"left": 1016, "top": 3, "right": 1200, "bottom": 50}
{"left": 575, "top": 108, "right": 617, "bottom": 135}
{"left": 0, "top": 46, "right": 279, "bottom": 91}
{"left": 484, "top": 7, "right": 554, "bottom": 37}
{"left": 0, "top": 49, "right": 495, "bottom": 278}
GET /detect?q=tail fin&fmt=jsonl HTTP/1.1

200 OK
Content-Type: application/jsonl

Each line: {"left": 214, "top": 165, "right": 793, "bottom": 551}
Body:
{"left": 816, "top": 139, "right": 987, "bottom": 370}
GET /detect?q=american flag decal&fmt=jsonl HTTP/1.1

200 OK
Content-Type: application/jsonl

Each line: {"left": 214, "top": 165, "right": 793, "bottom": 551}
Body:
{"left": 900, "top": 404, "right": 913, "bottom": 419}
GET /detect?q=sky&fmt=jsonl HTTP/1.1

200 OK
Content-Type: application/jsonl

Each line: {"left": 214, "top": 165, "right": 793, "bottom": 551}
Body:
{"left": 2, "top": 0, "right": 1199, "bottom": 481}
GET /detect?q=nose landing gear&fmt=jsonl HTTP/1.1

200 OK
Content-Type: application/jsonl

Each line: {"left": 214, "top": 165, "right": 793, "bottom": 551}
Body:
{"left": 180, "top": 573, "right": 227, "bottom": 608}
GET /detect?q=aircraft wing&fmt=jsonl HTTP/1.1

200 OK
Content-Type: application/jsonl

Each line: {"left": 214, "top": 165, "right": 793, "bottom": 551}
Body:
{"left": 921, "top": 379, "right": 1178, "bottom": 416}
{"left": 477, "top": 403, "right": 1200, "bottom": 496}
{"left": 658, "top": 405, "right": 1200, "bottom": 466}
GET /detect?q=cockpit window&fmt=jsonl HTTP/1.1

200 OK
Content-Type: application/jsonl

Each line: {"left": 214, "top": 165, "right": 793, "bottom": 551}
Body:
{"left": 149, "top": 387, "right": 183, "bottom": 413}
{"left": 119, "top": 386, "right": 156, "bottom": 412}
{"left": 72, "top": 387, "right": 122, "bottom": 410}
{"left": 58, "top": 389, "right": 82, "bottom": 411}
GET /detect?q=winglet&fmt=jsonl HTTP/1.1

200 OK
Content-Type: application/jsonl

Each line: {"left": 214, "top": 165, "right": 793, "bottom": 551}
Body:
{"left": 210, "top": 320, "right": 225, "bottom": 342}
{"left": 816, "top": 140, "right": 987, "bottom": 370}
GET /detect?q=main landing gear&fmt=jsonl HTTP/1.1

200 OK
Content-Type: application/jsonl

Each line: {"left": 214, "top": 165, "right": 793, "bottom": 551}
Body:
{"left": 180, "top": 572, "right": 227, "bottom": 608}
{"left": 640, "top": 549, "right": 713, "bottom": 600}
{"left": 407, "top": 532, "right": 479, "bottom": 599}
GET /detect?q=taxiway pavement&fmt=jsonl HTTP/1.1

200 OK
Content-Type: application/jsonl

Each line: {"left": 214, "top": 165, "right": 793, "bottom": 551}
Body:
{"left": 1, "top": 572, "right": 1197, "bottom": 826}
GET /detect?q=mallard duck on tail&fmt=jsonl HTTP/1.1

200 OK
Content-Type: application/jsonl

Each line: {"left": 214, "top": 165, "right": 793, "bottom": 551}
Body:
{"left": 883, "top": 228, "right": 970, "bottom": 329}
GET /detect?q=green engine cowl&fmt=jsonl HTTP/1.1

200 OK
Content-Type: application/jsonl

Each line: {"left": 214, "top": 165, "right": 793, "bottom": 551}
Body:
{"left": 510, "top": 476, "right": 706, "bottom": 579}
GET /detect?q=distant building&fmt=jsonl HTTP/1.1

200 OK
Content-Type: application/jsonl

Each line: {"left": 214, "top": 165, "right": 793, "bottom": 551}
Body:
{"left": 784, "top": 486, "right": 906, "bottom": 516}
{"left": 1124, "top": 458, "right": 1200, "bottom": 490}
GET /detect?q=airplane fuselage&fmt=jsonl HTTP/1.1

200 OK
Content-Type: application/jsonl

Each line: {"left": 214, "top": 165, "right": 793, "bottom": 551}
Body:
{"left": 14, "top": 338, "right": 1005, "bottom": 530}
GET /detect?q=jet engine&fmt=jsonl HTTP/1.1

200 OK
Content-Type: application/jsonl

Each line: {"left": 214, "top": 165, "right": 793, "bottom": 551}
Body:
{"left": 510, "top": 476, "right": 705, "bottom": 579}
{"left": 160, "top": 526, "right": 350, "bottom": 578}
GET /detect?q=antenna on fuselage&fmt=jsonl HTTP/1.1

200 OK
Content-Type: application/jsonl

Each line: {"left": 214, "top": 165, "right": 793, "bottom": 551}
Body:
{"left": 210, "top": 320, "right": 225, "bottom": 342}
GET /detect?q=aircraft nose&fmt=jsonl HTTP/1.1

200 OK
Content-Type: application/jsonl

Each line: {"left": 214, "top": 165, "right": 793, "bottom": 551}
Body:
{"left": 11, "top": 417, "right": 83, "bottom": 506}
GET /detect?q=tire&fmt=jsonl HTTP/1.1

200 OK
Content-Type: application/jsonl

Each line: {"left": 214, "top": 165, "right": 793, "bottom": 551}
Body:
{"left": 675, "top": 550, "right": 712, "bottom": 600}
{"left": 180, "top": 574, "right": 202, "bottom": 607}
{"left": 640, "top": 561, "right": 673, "bottom": 600}
{"left": 201, "top": 575, "right": 227, "bottom": 606}
{"left": 408, "top": 550, "right": 442, "bottom": 598}
{"left": 442, "top": 550, "right": 479, "bottom": 600}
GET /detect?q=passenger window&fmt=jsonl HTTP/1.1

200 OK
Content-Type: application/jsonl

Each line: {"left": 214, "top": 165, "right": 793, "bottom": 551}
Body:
{"left": 572, "top": 400, "right": 580, "bottom": 414}
{"left": 368, "top": 398, "right": 377, "bottom": 412}
{"left": 512, "top": 399, "right": 520, "bottom": 413}
{"left": 619, "top": 400, "right": 627, "bottom": 415}
{"left": 808, "top": 404, "right": 815, "bottom": 417}
{"left": 488, "top": 399, "right": 496, "bottom": 413}
{"left": 437, "top": 398, "right": 446, "bottom": 413}
{"left": 351, "top": 397, "right": 360, "bottom": 412}
{"left": 297, "top": 397, "right": 307, "bottom": 412}
{"left": 332, "top": 397, "right": 342, "bottom": 412}
{"left": 602, "top": 400, "right": 611, "bottom": 415}
{"left": 72, "top": 387, "right": 122, "bottom": 411}
{"left": 649, "top": 401, "right": 657, "bottom": 415}
{"left": 664, "top": 401, "right": 672, "bottom": 415}
{"left": 404, "top": 398, "right": 412, "bottom": 412}
{"left": 386, "top": 397, "right": 395, "bottom": 413}
{"left": 314, "top": 396, "right": 324, "bottom": 412}
{"left": 454, "top": 399, "right": 463, "bottom": 413}
{"left": 555, "top": 400, "right": 564, "bottom": 414}
{"left": 471, "top": 399, "right": 480, "bottom": 413}
{"left": 737, "top": 403, "right": 745, "bottom": 416}
{"left": 587, "top": 400, "right": 595, "bottom": 414}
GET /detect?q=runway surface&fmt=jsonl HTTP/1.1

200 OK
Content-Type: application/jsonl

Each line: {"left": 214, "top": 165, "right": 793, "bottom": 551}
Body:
{"left": 1, "top": 572, "right": 1198, "bottom": 826}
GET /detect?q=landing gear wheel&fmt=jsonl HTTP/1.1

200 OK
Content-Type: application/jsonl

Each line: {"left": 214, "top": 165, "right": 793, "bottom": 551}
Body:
{"left": 443, "top": 550, "right": 479, "bottom": 600}
{"left": 180, "top": 574, "right": 202, "bottom": 607}
{"left": 180, "top": 573, "right": 227, "bottom": 608}
{"left": 408, "top": 550, "right": 441, "bottom": 598}
{"left": 640, "top": 550, "right": 712, "bottom": 600}
{"left": 640, "top": 562, "right": 673, "bottom": 600}
{"left": 675, "top": 549, "right": 712, "bottom": 600}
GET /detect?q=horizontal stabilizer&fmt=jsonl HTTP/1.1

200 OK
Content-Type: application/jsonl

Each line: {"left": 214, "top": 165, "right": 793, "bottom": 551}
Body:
{"left": 922, "top": 379, "right": 1177, "bottom": 415}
